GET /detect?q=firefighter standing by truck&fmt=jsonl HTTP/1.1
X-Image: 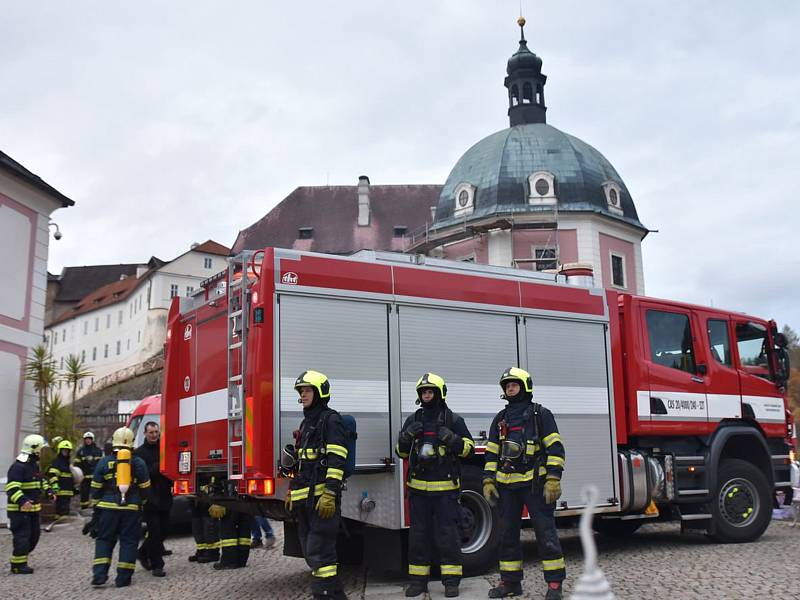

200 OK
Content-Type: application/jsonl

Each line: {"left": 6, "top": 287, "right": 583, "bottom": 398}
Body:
{"left": 395, "top": 372, "right": 475, "bottom": 598}
{"left": 83, "top": 427, "right": 150, "bottom": 587}
{"left": 483, "top": 368, "right": 566, "bottom": 600}
{"left": 48, "top": 440, "right": 76, "bottom": 516}
{"left": 6, "top": 434, "right": 54, "bottom": 574}
{"left": 285, "top": 370, "right": 349, "bottom": 600}
{"left": 75, "top": 432, "right": 103, "bottom": 510}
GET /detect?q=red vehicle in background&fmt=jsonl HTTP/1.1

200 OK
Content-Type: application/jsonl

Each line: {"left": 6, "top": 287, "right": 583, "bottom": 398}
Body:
{"left": 160, "top": 247, "right": 794, "bottom": 573}
{"left": 126, "top": 394, "right": 192, "bottom": 526}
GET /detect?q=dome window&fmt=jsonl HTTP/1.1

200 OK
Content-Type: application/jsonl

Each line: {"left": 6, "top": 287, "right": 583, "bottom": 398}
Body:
{"left": 602, "top": 181, "right": 624, "bottom": 216}
{"left": 528, "top": 171, "right": 557, "bottom": 206}
{"left": 454, "top": 183, "right": 475, "bottom": 217}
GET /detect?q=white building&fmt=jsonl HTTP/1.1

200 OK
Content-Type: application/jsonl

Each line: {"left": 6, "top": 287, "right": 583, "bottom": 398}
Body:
{"left": 45, "top": 240, "right": 229, "bottom": 399}
{"left": 0, "top": 150, "right": 73, "bottom": 476}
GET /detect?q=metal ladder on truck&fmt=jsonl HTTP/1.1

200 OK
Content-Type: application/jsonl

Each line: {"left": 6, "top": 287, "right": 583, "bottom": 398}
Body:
{"left": 226, "top": 251, "right": 255, "bottom": 482}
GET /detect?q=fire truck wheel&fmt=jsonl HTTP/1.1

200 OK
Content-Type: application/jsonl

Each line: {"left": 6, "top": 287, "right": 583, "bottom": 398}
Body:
{"left": 709, "top": 458, "right": 771, "bottom": 543}
{"left": 592, "top": 518, "right": 642, "bottom": 538}
{"left": 459, "top": 465, "right": 501, "bottom": 575}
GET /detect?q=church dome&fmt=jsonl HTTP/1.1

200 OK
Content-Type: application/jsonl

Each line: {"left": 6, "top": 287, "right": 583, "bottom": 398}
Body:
{"left": 432, "top": 123, "right": 644, "bottom": 231}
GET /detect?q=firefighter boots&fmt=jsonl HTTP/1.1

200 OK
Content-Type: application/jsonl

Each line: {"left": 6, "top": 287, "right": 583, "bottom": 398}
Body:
{"left": 488, "top": 580, "right": 523, "bottom": 598}
{"left": 544, "top": 582, "right": 563, "bottom": 600}
{"left": 11, "top": 564, "right": 34, "bottom": 575}
{"left": 405, "top": 581, "right": 428, "bottom": 597}
{"left": 445, "top": 583, "right": 460, "bottom": 597}
{"left": 91, "top": 575, "right": 108, "bottom": 586}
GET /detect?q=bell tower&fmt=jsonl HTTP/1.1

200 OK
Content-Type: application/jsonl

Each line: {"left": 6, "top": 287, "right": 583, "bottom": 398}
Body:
{"left": 504, "top": 17, "right": 547, "bottom": 126}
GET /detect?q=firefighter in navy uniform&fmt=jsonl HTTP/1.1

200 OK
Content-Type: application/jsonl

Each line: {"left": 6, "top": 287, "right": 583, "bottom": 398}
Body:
{"left": 6, "top": 434, "right": 54, "bottom": 574}
{"left": 48, "top": 440, "right": 76, "bottom": 516}
{"left": 483, "top": 368, "right": 566, "bottom": 600}
{"left": 212, "top": 503, "right": 252, "bottom": 569}
{"left": 75, "top": 432, "right": 103, "bottom": 510}
{"left": 286, "top": 370, "right": 349, "bottom": 600}
{"left": 395, "top": 373, "right": 475, "bottom": 598}
{"left": 84, "top": 427, "right": 151, "bottom": 587}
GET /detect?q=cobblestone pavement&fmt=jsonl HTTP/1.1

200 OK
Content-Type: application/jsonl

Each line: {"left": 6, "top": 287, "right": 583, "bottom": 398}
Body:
{"left": 1, "top": 518, "right": 798, "bottom": 599}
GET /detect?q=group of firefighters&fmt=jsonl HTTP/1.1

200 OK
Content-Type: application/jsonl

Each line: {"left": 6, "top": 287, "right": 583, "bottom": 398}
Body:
{"left": 5, "top": 365, "right": 566, "bottom": 599}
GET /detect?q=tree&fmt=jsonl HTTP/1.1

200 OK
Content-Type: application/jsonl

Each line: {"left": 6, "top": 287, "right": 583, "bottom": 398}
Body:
{"left": 62, "top": 353, "right": 93, "bottom": 432}
{"left": 24, "top": 344, "right": 58, "bottom": 435}
{"left": 781, "top": 325, "right": 800, "bottom": 372}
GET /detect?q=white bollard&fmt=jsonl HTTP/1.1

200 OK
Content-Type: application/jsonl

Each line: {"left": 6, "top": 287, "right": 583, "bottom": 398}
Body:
{"left": 569, "top": 485, "right": 616, "bottom": 600}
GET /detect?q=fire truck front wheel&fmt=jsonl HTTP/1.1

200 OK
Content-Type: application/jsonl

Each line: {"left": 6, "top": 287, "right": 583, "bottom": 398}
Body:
{"left": 459, "top": 465, "right": 501, "bottom": 575}
{"left": 709, "top": 458, "right": 772, "bottom": 543}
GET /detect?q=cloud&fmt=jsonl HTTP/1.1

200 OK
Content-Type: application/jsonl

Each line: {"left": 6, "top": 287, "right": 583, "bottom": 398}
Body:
{"left": 2, "top": 1, "right": 798, "bottom": 330}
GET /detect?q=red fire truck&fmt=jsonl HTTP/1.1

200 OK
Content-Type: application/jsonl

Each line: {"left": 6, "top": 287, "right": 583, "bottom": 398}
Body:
{"left": 160, "top": 247, "right": 793, "bottom": 573}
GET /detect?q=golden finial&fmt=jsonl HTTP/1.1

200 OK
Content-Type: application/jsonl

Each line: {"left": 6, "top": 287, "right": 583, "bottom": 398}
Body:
{"left": 517, "top": 16, "right": 526, "bottom": 27}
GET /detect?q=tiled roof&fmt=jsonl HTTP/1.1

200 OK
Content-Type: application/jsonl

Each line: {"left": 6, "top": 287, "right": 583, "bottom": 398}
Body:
{"left": 232, "top": 184, "right": 442, "bottom": 255}
{"left": 54, "top": 264, "right": 143, "bottom": 303}
{"left": 192, "top": 240, "right": 230, "bottom": 256}
{"left": 49, "top": 270, "right": 149, "bottom": 326}
{"left": 0, "top": 149, "right": 74, "bottom": 207}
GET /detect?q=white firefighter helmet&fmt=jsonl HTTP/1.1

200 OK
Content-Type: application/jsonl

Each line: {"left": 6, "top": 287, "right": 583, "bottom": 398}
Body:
{"left": 71, "top": 465, "right": 85, "bottom": 485}
{"left": 17, "top": 434, "right": 47, "bottom": 462}
{"left": 83, "top": 431, "right": 95, "bottom": 440}
{"left": 111, "top": 427, "right": 135, "bottom": 450}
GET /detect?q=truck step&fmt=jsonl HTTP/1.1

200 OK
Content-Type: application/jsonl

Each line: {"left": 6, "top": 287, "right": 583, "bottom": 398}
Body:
{"left": 680, "top": 514, "right": 711, "bottom": 521}
{"left": 229, "top": 310, "right": 243, "bottom": 319}
{"left": 229, "top": 441, "right": 243, "bottom": 447}
{"left": 677, "top": 489, "right": 709, "bottom": 496}
{"left": 229, "top": 374, "right": 243, "bottom": 383}
{"left": 229, "top": 341, "right": 243, "bottom": 350}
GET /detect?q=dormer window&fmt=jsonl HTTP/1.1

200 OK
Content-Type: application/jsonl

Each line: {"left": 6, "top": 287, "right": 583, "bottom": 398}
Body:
{"left": 298, "top": 227, "right": 313, "bottom": 240}
{"left": 528, "top": 171, "right": 557, "bottom": 206}
{"left": 453, "top": 182, "right": 475, "bottom": 217}
{"left": 602, "top": 181, "right": 624, "bottom": 216}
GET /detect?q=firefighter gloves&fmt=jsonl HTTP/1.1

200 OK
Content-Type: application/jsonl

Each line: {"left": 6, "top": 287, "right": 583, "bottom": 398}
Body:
{"left": 315, "top": 488, "right": 337, "bottom": 519}
{"left": 400, "top": 421, "right": 423, "bottom": 445}
{"left": 483, "top": 478, "right": 499, "bottom": 507}
{"left": 437, "top": 426, "right": 460, "bottom": 451}
{"left": 208, "top": 504, "right": 227, "bottom": 519}
{"left": 544, "top": 477, "right": 562, "bottom": 505}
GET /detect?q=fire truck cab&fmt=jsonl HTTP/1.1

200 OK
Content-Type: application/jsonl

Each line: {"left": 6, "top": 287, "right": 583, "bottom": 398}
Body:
{"left": 161, "top": 248, "right": 792, "bottom": 573}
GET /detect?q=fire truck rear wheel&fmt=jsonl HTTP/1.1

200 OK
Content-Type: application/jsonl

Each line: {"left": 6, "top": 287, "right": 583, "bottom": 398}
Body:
{"left": 459, "top": 465, "right": 501, "bottom": 575}
{"left": 709, "top": 458, "right": 771, "bottom": 543}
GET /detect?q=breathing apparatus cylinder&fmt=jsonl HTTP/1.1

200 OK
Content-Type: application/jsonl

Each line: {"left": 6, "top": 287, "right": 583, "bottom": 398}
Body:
{"left": 116, "top": 448, "right": 132, "bottom": 505}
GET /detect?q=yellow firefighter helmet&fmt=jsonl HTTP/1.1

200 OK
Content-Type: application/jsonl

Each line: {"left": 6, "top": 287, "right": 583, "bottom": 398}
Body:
{"left": 415, "top": 372, "right": 447, "bottom": 401}
{"left": 499, "top": 367, "right": 534, "bottom": 394}
{"left": 57, "top": 440, "right": 73, "bottom": 452}
{"left": 111, "top": 427, "right": 135, "bottom": 450}
{"left": 294, "top": 370, "right": 331, "bottom": 400}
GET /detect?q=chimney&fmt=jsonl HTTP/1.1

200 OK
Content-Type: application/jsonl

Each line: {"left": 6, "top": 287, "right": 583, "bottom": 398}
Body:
{"left": 357, "top": 175, "right": 370, "bottom": 227}
{"left": 190, "top": 242, "right": 199, "bottom": 249}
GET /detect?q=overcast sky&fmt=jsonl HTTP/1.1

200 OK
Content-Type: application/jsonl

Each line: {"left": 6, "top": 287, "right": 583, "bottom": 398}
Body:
{"left": 3, "top": 1, "right": 799, "bottom": 330}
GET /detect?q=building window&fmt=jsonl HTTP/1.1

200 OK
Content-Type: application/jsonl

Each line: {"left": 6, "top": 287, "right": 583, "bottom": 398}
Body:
{"left": 453, "top": 182, "right": 476, "bottom": 217}
{"left": 116, "top": 340, "right": 121, "bottom": 355}
{"left": 106, "top": 314, "right": 111, "bottom": 328}
{"left": 127, "top": 339, "right": 130, "bottom": 350}
{"left": 137, "top": 331, "right": 141, "bottom": 343}
{"left": 62, "top": 329, "right": 66, "bottom": 342}
{"left": 646, "top": 310, "right": 696, "bottom": 374}
{"left": 83, "top": 321, "right": 88, "bottom": 335}
{"left": 527, "top": 171, "right": 557, "bottom": 206}
{"left": 204, "top": 257, "right": 213, "bottom": 269}
{"left": 186, "top": 286, "right": 194, "bottom": 296}
{"left": 170, "top": 284, "right": 179, "bottom": 298}
{"left": 79, "top": 380, "right": 83, "bottom": 391}
{"left": 104, "top": 344, "right": 109, "bottom": 358}
{"left": 458, "top": 253, "right": 476, "bottom": 263}
{"left": 81, "top": 350, "right": 86, "bottom": 362}
{"left": 610, "top": 253, "right": 626, "bottom": 288}
{"left": 53, "top": 334, "right": 57, "bottom": 346}
{"left": 118, "top": 310, "right": 123, "bottom": 325}
{"left": 60, "top": 357, "right": 64, "bottom": 369}
{"left": 130, "top": 304, "right": 133, "bottom": 318}
{"left": 92, "top": 347, "right": 97, "bottom": 361}
{"left": 138, "top": 296, "right": 142, "bottom": 310}
{"left": 393, "top": 226, "right": 407, "bottom": 238}
{"left": 298, "top": 227, "right": 313, "bottom": 240}
{"left": 602, "top": 181, "right": 624, "bottom": 216}
{"left": 533, "top": 247, "right": 557, "bottom": 271}
{"left": 95, "top": 317, "right": 99, "bottom": 332}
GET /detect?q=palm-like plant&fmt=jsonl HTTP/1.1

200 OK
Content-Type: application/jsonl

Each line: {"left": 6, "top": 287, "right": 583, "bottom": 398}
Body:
{"left": 62, "top": 353, "right": 93, "bottom": 433}
{"left": 24, "top": 344, "right": 58, "bottom": 435}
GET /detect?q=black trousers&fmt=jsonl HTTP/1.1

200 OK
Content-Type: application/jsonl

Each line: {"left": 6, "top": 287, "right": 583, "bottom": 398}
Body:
{"left": 219, "top": 511, "right": 253, "bottom": 567}
{"left": 55, "top": 494, "right": 73, "bottom": 516}
{"left": 295, "top": 501, "right": 342, "bottom": 595}
{"left": 139, "top": 509, "right": 170, "bottom": 569}
{"left": 497, "top": 483, "right": 565, "bottom": 584}
{"left": 80, "top": 478, "right": 93, "bottom": 508}
{"left": 9, "top": 512, "right": 40, "bottom": 567}
{"left": 407, "top": 491, "right": 463, "bottom": 585}
{"left": 191, "top": 501, "right": 220, "bottom": 560}
{"left": 93, "top": 509, "right": 140, "bottom": 585}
